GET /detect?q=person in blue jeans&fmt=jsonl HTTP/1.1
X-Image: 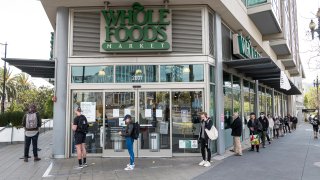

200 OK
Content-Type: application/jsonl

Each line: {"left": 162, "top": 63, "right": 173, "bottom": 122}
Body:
{"left": 119, "top": 114, "right": 135, "bottom": 170}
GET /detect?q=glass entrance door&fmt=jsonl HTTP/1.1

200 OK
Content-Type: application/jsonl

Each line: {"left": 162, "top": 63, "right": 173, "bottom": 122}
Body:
{"left": 103, "top": 91, "right": 137, "bottom": 157}
{"left": 138, "top": 91, "right": 171, "bottom": 157}
{"left": 103, "top": 90, "right": 172, "bottom": 157}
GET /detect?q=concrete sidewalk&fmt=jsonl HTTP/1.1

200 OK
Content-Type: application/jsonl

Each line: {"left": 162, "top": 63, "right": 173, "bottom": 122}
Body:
{"left": 194, "top": 122, "right": 320, "bottom": 180}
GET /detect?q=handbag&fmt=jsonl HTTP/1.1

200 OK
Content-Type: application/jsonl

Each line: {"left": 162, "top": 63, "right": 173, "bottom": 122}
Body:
{"left": 205, "top": 125, "right": 218, "bottom": 140}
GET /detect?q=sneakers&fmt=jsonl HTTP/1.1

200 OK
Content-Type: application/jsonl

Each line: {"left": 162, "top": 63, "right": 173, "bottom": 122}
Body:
{"left": 82, "top": 163, "right": 88, "bottom": 167}
{"left": 24, "top": 157, "right": 28, "bottom": 162}
{"left": 124, "top": 165, "right": 134, "bottom": 171}
{"left": 127, "top": 163, "right": 135, "bottom": 168}
{"left": 74, "top": 165, "right": 83, "bottom": 169}
{"left": 34, "top": 157, "right": 41, "bottom": 162}
{"left": 198, "top": 160, "right": 206, "bottom": 166}
{"left": 203, "top": 161, "right": 211, "bottom": 167}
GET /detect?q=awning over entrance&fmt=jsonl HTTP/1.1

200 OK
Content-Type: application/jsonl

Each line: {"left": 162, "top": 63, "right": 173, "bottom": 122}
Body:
{"left": 223, "top": 57, "right": 301, "bottom": 95}
{"left": 1, "top": 58, "right": 55, "bottom": 79}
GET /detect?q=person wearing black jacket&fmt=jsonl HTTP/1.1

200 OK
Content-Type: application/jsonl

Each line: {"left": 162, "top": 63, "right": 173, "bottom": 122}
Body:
{"left": 247, "top": 112, "right": 262, "bottom": 152}
{"left": 258, "top": 112, "right": 270, "bottom": 148}
{"left": 198, "top": 112, "right": 213, "bottom": 167}
{"left": 119, "top": 114, "right": 135, "bottom": 170}
{"left": 230, "top": 112, "right": 242, "bottom": 156}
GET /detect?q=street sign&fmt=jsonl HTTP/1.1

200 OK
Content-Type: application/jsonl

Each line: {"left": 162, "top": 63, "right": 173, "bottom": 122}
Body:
{"left": 302, "top": 109, "right": 316, "bottom": 113}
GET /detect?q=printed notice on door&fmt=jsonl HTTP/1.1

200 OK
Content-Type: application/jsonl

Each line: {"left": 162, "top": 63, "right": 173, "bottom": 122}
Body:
{"left": 80, "top": 102, "right": 96, "bottom": 122}
{"left": 156, "top": 109, "right": 163, "bottom": 118}
{"left": 179, "top": 140, "right": 198, "bottom": 149}
{"left": 160, "top": 122, "right": 168, "bottom": 134}
{"left": 113, "top": 109, "right": 120, "bottom": 117}
{"left": 145, "top": 109, "right": 152, "bottom": 118}
{"left": 124, "top": 109, "right": 131, "bottom": 116}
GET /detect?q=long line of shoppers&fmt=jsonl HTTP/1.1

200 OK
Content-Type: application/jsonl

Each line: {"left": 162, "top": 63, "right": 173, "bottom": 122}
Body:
{"left": 230, "top": 112, "right": 298, "bottom": 155}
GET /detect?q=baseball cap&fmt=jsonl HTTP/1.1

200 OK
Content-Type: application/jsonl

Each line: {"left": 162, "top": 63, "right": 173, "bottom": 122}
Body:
{"left": 123, "top": 114, "right": 132, "bottom": 121}
{"left": 76, "top": 107, "right": 82, "bottom": 112}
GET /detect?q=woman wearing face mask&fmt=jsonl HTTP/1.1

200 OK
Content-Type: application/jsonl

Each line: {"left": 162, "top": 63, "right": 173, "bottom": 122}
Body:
{"left": 247, "top": 112, "right": 263, "bottom": 152}
{"left": 258, "top": 112, "right": 270, "bottom": 148}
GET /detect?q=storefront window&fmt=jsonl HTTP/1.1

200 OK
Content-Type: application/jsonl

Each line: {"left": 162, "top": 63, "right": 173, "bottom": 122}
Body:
{"left": 209, "top": 65, "right": 215, "bottom": 83}
{"left": 71, "top": 66, "right": 114, "bottom": 83}
{"left": 172, "top": 91, "right": 202, "bottom": 153}
{"left": 116, "top": 65, "right": 158, "bottom": 83}
{"left": 72, "top": 91, "right": 104, "bottom": 154}
{"left": 160, "top": 65, "right": 204, "bottom": 82}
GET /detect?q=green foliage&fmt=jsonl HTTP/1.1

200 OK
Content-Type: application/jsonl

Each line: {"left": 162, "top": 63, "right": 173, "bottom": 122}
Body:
{"left": 0, "top": 111, "right": 25, "bottom": 127}
{"left": 304, "top": 87, "right": 318, "bottom": 109}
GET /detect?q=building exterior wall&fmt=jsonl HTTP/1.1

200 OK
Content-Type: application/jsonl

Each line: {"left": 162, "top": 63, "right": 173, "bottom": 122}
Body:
{"left": 41, "top": 0, "right": 304, "bottom": 158}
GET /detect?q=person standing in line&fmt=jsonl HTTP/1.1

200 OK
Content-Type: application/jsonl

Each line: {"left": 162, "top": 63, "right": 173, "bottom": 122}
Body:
{"left": 273, "top": 116, "right": 280, "bottom": 139}
{"left": 119, "top": 115, "right": 135, "bottom": 170}
{"left": 267, "top": 114, "right": 274, "bottom": 140}
{"left": 279, "top": 116, "right": 285, "bottom": 136}
{"left": 198, "top": 112, "right": 213, "bottom": 167}
{"left": 310, "top": 115, "right": 319, "bottom": 139}
{"left": 284, "top": 115, "right": 291, "bottom": 134}
{"left": 72, "top": 107, "right": 89, "bottom": 169}
{"left": 258, "top": 112, "right": 270, "bottom": 148}
{"left": 230, "top": 112, "right": 243, "bottom": 156}
{"left": 22, "top": 104, "right": 42, "bottom": 162}
{"left": 292, "top": 116, "right": 298, "bottom": 130}
{"left": 247, "top": 112, "right": 262, "bottom": 152}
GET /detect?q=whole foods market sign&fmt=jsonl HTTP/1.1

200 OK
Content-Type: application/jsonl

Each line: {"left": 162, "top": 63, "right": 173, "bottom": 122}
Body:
{"left": 233, "top": 34, "right": 261, "bottom": 59}
{"left": 100, "top": 2, "right": 172, "bottom": 52}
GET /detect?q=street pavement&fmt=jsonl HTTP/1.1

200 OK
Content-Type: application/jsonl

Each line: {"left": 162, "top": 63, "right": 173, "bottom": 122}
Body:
{"left": 194, "top": 122, "right": 320, "bottom": 180}
{"left": 0, "top": 122, "right": 319, "bottom": 180}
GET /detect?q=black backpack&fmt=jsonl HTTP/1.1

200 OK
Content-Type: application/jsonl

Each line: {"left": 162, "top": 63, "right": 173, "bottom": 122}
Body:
{"left": 77, "top": 115, "right": 89, "bottom": 133}
{"left": 131, "top": 122, "right": 140, "bottom": 139}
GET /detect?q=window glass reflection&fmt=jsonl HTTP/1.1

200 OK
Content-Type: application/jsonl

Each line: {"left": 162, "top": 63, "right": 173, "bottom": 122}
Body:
{"left": 116, "top": 65, "right": 158, "bottom": 83}
{"left": 71, "top": 66, "right": 114, "bottom": 83}
{"left": 160, "top": 65, "right": 204, "bottom": 82}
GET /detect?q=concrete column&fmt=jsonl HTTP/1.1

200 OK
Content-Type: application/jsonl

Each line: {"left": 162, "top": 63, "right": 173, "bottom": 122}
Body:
{"left": 255, "top": 80, "right": 259, "bottom": 116}
{"left": 214, "top": 14, "right": 225, "bottom": 155}
{"left": 53, "top": 7, "right": 68, "bottom": 158}
{"left": 271, "top": 88, "right": 275, "bottom": 117}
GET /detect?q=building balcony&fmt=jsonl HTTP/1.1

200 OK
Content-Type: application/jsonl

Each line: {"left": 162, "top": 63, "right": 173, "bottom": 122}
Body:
{"left": 269, "top": 39, "right": 291, "bottom": 56}
{"left": 247, "top": 0, "right": 282, "bottom": 35}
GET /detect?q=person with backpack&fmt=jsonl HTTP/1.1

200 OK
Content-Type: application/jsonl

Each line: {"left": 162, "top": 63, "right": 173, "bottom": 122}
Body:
{"left": 198, "top": 112, "right": 213, "bottom": 167}
{"left": 72, "top": 107, "right": 89, "bottom": 169}
{"left": 22, "top": 104, "right": 42, "bottom": 162}
{"left": 273, "top": 116, "right": 280, "bottom": 139}
{"left": 119, "top": 114, "right": 136, "bottom": 170}
{"left": 292, "top": 116, "right": 298, "bottom": 130}
{"left": 284, "top": 115, "right": 291, "bottom": 134}
{"left": 258, "top": 112, "right": 270, "bottom": 148}
{"left": 310, "top": 116, "right": 319, "bottom": 139}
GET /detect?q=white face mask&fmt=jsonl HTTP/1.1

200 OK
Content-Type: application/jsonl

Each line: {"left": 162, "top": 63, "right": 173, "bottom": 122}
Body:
{"left": 260, "top": 115, "right": 265, "bottom": 118}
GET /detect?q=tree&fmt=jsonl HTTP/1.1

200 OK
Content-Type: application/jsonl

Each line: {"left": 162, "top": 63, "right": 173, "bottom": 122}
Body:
{"left": 304, "top": 87, "right": 318, "bottom": 109}
{"left": 0, "top": 68, "right": 17, "bottom": 103}
{"left": 15, "top": 73, "right": 34, "bottom": 92}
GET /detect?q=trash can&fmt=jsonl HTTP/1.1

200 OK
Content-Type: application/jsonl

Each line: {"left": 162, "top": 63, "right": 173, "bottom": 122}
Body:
{"left": 113, "top": 135, "right": 123, "bottom": 152}
{"left": 149, "top": 132, "right": 160, "bottom": 152}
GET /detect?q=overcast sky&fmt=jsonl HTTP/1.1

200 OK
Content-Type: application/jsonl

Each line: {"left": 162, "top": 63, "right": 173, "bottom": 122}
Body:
{"left": 0, "top": 0, "right": 319, "bottom": 88}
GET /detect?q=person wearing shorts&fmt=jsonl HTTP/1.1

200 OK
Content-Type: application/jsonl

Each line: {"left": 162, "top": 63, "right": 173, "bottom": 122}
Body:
{"left": 72, "top": 107, "right": 88, "bottom": 169}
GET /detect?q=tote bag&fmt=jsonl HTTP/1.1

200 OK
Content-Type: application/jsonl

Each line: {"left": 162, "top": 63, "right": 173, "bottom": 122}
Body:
{"left": 205, "top": 125, "right": 218, "bottom": 140}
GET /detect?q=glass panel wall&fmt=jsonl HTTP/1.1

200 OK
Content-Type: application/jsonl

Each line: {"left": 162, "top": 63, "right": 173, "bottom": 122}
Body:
{"left": 139, "top": 91, "right": 171, "bottom": 150}
{"left": 116, "top": 65, "right": 158, "bottom": 83}
{"left": 104, "top": 92, "right": 135, "bottom": 152}
{"left": 209, "top": 65, "right": 217, "bottom": 153}
{"left": 172, "top": 91, "right": 203, "bottom": 153}
{"left": 71, "top": 66, "right": 114, "bottom": 83}
{"left": 160, "top": 65, "right": 204, "bottom": 82}
{"left": 72, "top": 91, "right": 104, "bottom": 153}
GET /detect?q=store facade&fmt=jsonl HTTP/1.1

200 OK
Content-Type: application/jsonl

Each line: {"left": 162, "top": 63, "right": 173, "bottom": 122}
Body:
{"left": 40, "top": 0, "right": 303, "bottom": 158}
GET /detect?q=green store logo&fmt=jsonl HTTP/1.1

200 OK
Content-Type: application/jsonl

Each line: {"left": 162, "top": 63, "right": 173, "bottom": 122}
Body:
{"left": 101, "top": 2, "right": 171, "bottom": 51}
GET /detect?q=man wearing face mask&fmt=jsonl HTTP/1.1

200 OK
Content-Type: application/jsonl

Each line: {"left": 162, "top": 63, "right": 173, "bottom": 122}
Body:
{"left": 258, "top": 112, "right": 270, "bottom": 148}
{"left": 230, "top": 112, "right": 242, "bottom": 156}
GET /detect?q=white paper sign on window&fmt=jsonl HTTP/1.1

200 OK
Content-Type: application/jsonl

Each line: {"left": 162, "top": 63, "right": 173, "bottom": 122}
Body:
{"left": 156, "top": 109, "right": 163, "bottom": 118}
{"left": 80, "top": 102, "right": 96, "bottom": 122}
{"left": 145, "top": 109, "right": 152, "bottom": 118}
{"left": 124, "top": 109, "right": 131, "bottom": 116}
{"left": 119, "top": 118, "right": 125, "bottom": 126}
{"left": 113, "top": 109, "right": 120, "bottom": 117}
